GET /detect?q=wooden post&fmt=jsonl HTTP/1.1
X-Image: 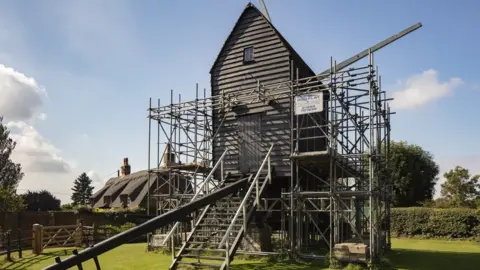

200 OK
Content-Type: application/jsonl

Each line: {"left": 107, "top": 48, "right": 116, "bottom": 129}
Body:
{"left": 225, "top": 239, "right": 230, "bottom": 269}
{"left": 243, "top": 205, "right": 247, "bottom": 232}
{"left": 6, "top": 231, "right": 12, "bottom": 261}
{"left": 0, "top": 226, "right": 3, "bottom": 247}
{"left": 17, "top": 213, "right": 23, "bottom": 259}
{"left": 17, "top": 228, "right": 22, "bottom": 258}
{"left": 75, "top": 220, "right": 83, "bottom": 247}
{"left": 268, "top": 155, "right": 271, "bottom": 184}
{"left": 171, "top": 234, "right": 175, "bottom": 261}
{"left": 32, "top": 224, "right": 44, "bottom": 255}
{"left": 92, "top": 223, "right": 98, "bottom": 245}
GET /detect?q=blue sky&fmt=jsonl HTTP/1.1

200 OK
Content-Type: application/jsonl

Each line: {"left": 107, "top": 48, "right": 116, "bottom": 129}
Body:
{"left": 0, "top": 0, "right": 479, "bottom": 202}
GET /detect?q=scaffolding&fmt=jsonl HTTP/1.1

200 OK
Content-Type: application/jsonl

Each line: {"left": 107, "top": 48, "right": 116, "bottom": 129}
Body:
{"left": 146, "top": 86, "right": 213, "bottom": 216}
{"left": 146, "top": 51, "right": 392, "bottom": 260}
{"left": 287, "top": 51, "right": 393, "bottom": 260}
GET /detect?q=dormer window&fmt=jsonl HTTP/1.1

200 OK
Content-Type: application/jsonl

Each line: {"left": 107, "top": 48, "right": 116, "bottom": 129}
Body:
{"left": 243, "top": 47, "right": 254, "bottom": 63}
{"left": 120, "top": 194, "right": 130, "bottom": 207}
{"left": 103, "top": 196, "right": 111, "bottom": 205}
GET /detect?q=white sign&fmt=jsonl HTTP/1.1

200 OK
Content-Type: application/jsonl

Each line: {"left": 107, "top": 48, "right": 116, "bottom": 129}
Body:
{"left": 295, "top": 93, "right": 324, "bottom": 115}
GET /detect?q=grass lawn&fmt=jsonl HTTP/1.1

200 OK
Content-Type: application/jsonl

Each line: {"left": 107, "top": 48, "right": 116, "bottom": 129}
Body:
{"left": 0, "top": 244, "right": 324, "bottom": 270}
{"left": 1, "top": 238, "right": 479, "bottom": 269}
{"left": 388, "top": 238, "right": 480, "bottom": 270}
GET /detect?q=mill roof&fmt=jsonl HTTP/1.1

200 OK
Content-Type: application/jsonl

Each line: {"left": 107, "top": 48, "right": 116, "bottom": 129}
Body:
{"left": 209, "top": 3, "right": 315, "bottom": 76}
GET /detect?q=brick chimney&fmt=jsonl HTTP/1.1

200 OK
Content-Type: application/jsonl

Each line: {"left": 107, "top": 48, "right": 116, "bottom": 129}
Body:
{"left": 163, "top": 143, "right": 176, "bottom": 167}
{"left": 121, "top": 157, "right": 131, "bottom": 176}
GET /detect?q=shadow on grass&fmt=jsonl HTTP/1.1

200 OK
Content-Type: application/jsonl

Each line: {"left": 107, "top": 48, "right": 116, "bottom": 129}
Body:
{"left": 388, "top": 249, "right": 480, "bottom": 270}
{"left": 1, "top": 249, "right": 73, "bottom": 270}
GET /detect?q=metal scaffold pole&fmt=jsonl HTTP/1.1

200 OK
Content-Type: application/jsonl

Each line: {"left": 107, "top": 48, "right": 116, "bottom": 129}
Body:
{"left": 147, "top": 97, "right": 152, "bottom": 217}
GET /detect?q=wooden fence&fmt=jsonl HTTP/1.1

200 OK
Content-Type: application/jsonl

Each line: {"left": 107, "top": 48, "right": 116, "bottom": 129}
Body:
{"left": 32, "top": 221, "right": 83, "bottom": 254}
{"left": 0, "top": 227, "right": 33, "bottom": 260}
{"left": 2, "top": 221, "right": 139, "bottom": 258}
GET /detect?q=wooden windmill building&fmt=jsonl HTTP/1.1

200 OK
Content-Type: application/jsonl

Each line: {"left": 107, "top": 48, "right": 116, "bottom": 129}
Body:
{"left": 146, "top": 2, "right": 421, "bottom": 268}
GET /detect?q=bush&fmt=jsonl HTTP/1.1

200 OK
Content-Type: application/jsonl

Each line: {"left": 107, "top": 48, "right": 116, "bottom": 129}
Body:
{"left": 391, "top": 207, "right": 480, "bottom": 239}
{"left": 323, "top": 253, "right": 343, "bottom": 269}
{"left": 77, "top": 207, "right": 148, "bottom": 225}
{"left": 101, "top": 222, "right": 137, "bottom": 234}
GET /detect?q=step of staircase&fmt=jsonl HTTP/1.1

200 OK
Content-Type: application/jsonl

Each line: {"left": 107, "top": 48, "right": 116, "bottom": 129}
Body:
{"left": 177, "top": 261, "right": 223, "bottom": 269}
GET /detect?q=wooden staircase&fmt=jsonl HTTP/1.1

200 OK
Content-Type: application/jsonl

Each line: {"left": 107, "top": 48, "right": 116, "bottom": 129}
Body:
{"left": 170, "top": 172, "right": 269, "bottom": 269}
{"left": 170, "top": 145, "right": 274, "bottom": 269}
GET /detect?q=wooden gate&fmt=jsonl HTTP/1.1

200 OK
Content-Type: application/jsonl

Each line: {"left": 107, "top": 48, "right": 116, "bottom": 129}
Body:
{"left": 237, "top": 113, "right": 263, "bottom": 173}
{"left": 42, "top": 225, "right": 82, "bottom": 249}
{"left": 32, "top": 222, "right": 83, "bottom": 254}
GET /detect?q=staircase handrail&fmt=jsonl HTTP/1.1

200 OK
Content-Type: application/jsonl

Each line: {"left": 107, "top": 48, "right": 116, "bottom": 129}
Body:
{"left": 218, "top": 144, "right": 274, "bottom": 249}
{"left": 162, "top": 148, "right": 229, "bottom": 245}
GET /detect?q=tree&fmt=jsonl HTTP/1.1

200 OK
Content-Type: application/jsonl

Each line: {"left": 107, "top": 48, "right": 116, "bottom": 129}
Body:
{"left": 0, "top": 186, "right": 25, "bottom": 212}
{"left": 71, "top": 172, "right": 94, "bottom": 206}
{"left": 61, "top": 203, "right": 75, "bottom": 211}
{"left": 0, "top": 116, "right": 24, "bottom": 189}
{"left": 388, "top": 141, "right": 440, "bottom": 207}
{"left": 22, "top": 190, "right": 61, "bottom": 211}
{"left": 440, "top": 166, "right": 480, "bottom": 208}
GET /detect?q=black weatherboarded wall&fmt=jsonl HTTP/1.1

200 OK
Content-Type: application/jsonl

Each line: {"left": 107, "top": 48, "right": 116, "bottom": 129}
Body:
{"left": 210, "top": 3, "right": 320, "bottom": 178}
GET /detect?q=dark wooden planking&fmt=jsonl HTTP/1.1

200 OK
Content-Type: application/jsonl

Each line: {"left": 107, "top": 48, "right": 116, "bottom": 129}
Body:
{"left": 211, "top": 5, "right": 326, "bottom": 178}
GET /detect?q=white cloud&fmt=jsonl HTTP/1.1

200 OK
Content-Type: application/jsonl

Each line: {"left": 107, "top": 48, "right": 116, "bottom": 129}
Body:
{"left": 36, "top": 113, "right": 47, "bottom": 121}
{"left": 86, "top": 170, "right": 104, "bottom": 188}
{"left": 391, "top": 69, "right": 463, "bottom": 110}
{"left": 0, "top": 64, "right": 73, "bottom": 175}
{"left": 0, "top": 64, "right": 46, "bottom": 121}
{"left": 433, "top": 155, "right": 480, "bottom": 198}
{"left": 0, "top": 64, "right": 83, "bottom": 203}
{"left": 6, "top": 121, "right": 72, "bottom": 173}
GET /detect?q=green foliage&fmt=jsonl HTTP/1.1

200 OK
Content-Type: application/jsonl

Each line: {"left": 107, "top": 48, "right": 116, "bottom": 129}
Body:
{"left": 388, "top": 141, "right": 440, "bottom": 207}
{"left": 95, "top": 207, "right": 145, "bottom": 216}
{"left": 21, "top": 190, "right": 61, "bottom": 211}
{"left": 475, "top": 197, "right": 480, "bottom": 209}
{"left": 58, "top": 203, "right": 92, "bottom": 212}
{"left": 71, "top": 172, "right": 94, "bottom": 206}
{"left": 0, "top": 116, "right": 24, "bottom": 189}
{"left": 344, "top": 263, "right": 366, "bottom": 270}
{"left": 97, "top": 207, "right": 146, "bottom": 214}
{"left": 75, "top": 206, "right": 146, "bottom": 225}
{"left": 440, "top": 166, "right": 480, "bottom": 208}
{"left": 391, "top": 207, "right": 480, "bottom": 239}
{"left": 323, "top": 253, "right": 343, "bottom": 269}
{"left": 0, "top": 186, "right": 25, "bottom": 212}
{"left": 61, "top": 203, "right": 75, "bottom": 211}
{"left": 101, "top": 222, "right": 136, "bottom": 234}
{"left": 74, "top": 204, "right": 93, "bottom": 213}
{"left": 367, "top": 252, "right": 394, "bottom": 270}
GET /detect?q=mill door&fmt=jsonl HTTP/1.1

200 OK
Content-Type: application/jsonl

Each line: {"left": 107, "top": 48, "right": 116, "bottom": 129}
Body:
{"left": 237, "top": 113, "right": 262, "bottom": 174}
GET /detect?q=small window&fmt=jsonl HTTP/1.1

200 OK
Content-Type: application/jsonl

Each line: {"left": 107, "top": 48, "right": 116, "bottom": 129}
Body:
{"left": 103, "top": 196, "right": 111, "bottom": 205}
{"left": 243, "top": 47, "right": 254, "bottom": 63}
{"left": 120, "top": 194, "right": 130, "bottom": 207}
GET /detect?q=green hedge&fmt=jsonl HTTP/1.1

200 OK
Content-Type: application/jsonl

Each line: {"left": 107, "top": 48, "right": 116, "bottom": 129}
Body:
{"left": 391, "top": 207, "right": 480, "bottom": 239}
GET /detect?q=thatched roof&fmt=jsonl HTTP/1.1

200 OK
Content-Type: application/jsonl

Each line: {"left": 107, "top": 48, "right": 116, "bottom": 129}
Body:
{"left": 91, "top": 170, "right": 166, "bottom": 209}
